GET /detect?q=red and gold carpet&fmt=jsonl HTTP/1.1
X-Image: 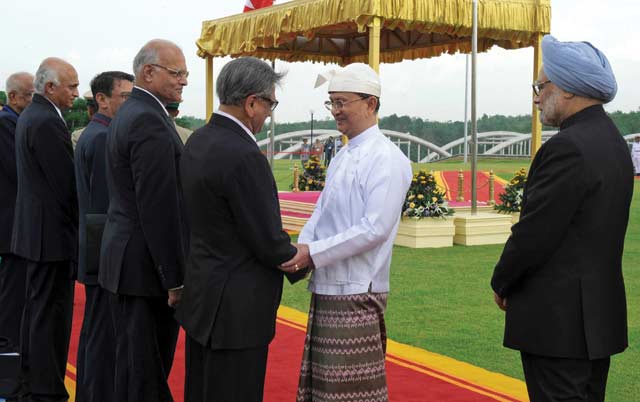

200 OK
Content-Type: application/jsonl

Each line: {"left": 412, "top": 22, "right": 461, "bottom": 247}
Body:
{"left": 65, "top": 284, "right": 528, "bottom": 402}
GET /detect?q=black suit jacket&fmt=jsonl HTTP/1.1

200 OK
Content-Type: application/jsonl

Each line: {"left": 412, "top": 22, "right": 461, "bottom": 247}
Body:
{"left": 74, "top": 114, "right": 111, "bottom": 285}
{"left": 11, "top": 94, "right": 78, "bottom": 262}
{"left": 0, "top": 106, "right": 19, "bottom": 254}
{"left": 492, "top": 105, "right": 633, "bottom": 359}
{"left": 99, "top": 87, "right": 187, "bottom": 297}
{"left": 175, "top": 113, "right": 298, "bottom": 350}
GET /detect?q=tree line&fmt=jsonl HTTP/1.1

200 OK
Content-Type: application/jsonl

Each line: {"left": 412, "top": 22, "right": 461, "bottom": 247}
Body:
{"left": 2, "top": 91, "right": 638, "bottom": 144}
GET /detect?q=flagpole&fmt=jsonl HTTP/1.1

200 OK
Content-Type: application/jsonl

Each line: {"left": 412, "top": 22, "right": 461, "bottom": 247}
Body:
{"left": 269, "top": 59, "right": 276, "bottom": 169}
{"left": 470, "top": 0, "right": 478, "bottom": 214}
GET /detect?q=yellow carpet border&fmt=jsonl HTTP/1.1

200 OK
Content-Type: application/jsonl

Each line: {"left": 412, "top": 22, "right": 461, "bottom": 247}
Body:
{"left": 277, "top": 305, "right": 528, "bottom": 401}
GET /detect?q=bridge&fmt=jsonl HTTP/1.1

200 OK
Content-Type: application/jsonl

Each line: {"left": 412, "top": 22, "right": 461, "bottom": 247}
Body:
{"left": 257, "top": 129, "right": 640, "bottom": 162}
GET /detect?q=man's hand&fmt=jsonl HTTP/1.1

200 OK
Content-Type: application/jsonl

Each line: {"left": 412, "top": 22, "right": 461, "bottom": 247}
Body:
{"left": 279, "top": 243, "right": 314, "bottom": 273}
{"left": 493, "top": 292, "right": 507, "bottom": 311}
{"left": 168, "top": 288, "right": 183, "bottom": 308}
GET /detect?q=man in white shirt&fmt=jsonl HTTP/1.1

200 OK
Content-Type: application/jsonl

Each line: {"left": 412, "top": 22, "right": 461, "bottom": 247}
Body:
{"left": 281, "top": 63, "right": 412, "bottom": 402}
{"left": 632, "top": 136, "right": 640, "bottom": 176}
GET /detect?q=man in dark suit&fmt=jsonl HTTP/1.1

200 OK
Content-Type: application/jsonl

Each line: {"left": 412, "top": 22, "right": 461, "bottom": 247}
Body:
{"left": 175, "top": 57, "right": 305, "bottom": 402}
{"left": 12, "top": 58, "right": 79, "bottom": 402}
{"left": 74, "top": 71, "right": 133, "bottom": 402}
{"left": 0, "top": 72, "right": 34, "bottom": 348}
{"left": 99, "top": 39, "right": 188, "bottom": 402}
{"left": 491, "top": 35, "right": 633, "bottom": 402}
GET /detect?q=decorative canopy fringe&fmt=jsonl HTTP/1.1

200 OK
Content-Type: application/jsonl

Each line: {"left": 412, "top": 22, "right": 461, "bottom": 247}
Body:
{"left": 196, "top": 0, "right": 550, "bottom": 65}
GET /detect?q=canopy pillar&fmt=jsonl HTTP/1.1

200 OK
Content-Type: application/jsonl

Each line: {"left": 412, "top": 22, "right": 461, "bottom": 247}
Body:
{"left": 205, "top": 56, "right": 214, "bottom": 119}
{"left": 530, "top": 32, "right": 542, "bottom": 158}
{"left": 367, "top": 16, "right": 381, "bottom": 73}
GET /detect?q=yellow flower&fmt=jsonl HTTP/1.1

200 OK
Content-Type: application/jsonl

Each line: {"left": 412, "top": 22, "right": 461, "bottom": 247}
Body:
{"left": 432, "top": 197, "right": 438, "bottom": 202}
{"left": 419, "top": 176, "right": 426, "bottom": 180}
{"left": 412, "top": 178, "right": 418, "bottom": 183}
{"left": 409, "top": 202, "right": 416, "bottom": 208}
{"left": 417, "top": 194, "right": 424, "bottom": 199}
{"left": 408, "top": 195, "right": 415, "bottom": 200}
{"left": 421, "top": 181, "right": 427, "bottom": 185}
{"left": 308, "top": 179, "right": 313, "bottom": 184}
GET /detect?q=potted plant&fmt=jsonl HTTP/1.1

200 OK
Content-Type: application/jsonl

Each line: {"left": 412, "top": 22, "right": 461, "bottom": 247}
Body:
{"left": 494, "top": 168, "right": 527, "bottom": 223}
{"left": 395, "top": 171, "right": 455, "bottom": 248}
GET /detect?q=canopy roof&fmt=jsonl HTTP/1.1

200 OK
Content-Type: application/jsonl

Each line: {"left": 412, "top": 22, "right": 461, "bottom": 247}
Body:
{"left": 197, "top": 0, "right": 551, "bottom": 65}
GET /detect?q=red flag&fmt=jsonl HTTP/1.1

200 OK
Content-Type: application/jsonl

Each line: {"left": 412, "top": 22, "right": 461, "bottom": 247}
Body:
{"left": 243, "top": 0, "right": 274, "bottom": 12}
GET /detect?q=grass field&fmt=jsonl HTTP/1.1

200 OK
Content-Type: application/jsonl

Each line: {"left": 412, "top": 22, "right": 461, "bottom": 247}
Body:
{"left": 274, "top": 158, "right": 640, "bottom": 401}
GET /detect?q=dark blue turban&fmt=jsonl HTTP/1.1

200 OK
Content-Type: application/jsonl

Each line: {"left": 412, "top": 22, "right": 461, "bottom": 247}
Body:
{"left": 542, "top": 35, "right": 617, "bottom": 103}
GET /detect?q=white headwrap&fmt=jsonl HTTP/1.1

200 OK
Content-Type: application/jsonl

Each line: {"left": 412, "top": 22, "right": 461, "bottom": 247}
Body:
{"left": 314, "top": 63, "right": 381, "bottom": 97}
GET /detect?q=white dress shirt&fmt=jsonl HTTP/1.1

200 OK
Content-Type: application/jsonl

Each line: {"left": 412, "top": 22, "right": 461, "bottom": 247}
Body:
{"left": 215, "top": 110, "right": 257, "bottom": 143}
{"left": 299, "top": 124, "right": 412, "bottom": 295}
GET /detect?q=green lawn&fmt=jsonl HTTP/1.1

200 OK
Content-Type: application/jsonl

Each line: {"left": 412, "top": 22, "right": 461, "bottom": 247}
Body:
{"left": 277, "top": 158, "right": 639, "bottom": 401}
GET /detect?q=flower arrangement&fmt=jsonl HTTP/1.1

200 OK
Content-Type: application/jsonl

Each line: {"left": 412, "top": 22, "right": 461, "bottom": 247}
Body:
{"left": 295, "top": 155, "right": 326, "bottom": 191}
{"left": 494, "top": 168, "right": 527, "bottom": 213}
{"left": 402, "top": 171, "right": 453, "bottom": 219}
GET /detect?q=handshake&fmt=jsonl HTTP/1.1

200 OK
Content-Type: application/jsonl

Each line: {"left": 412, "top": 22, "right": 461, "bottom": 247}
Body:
{"left": 278, "top": 243, "right": 315, "bottom": 277}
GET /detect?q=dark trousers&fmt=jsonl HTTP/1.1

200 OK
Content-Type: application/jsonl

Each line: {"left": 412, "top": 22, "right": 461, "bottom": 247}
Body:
{"left": 185, "top": 335, "right": 268, "bottom": 402}
{"left": 109, "top": 293, "right": 179, "bottom": 402}
{"left": 521, "top": 352, "right": 611, "bottom": 402}
{"left": 75, "top": 285, "right": 115, "bottom": 402}
{"left": 20, "top": 261, "right": 74, "bottom": 402}
{"left": 0, "top": 254, "right": 28, "bottom": 347}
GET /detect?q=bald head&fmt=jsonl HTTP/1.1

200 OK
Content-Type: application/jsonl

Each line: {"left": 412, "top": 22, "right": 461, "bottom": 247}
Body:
{"left": 35, "top": 57, "right": 79, "bottom": 110}
{"left": 6, "top": 72, "right": 35, "bottom": 113}
{"left": 133, "top": 39, "right": 188, "bottom": 104}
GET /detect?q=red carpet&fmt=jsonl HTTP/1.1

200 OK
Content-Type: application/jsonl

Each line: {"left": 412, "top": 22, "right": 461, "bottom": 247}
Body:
{"left": 67, "top": 284, "right": 527, "bottom": 402}
{"left": 441, "top": 171, "right": 506, "bottom": 203}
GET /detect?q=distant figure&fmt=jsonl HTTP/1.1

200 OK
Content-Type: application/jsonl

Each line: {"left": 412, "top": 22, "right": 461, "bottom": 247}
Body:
{"left": 300, "top": 137, "right": 310, "bottom": 163}
{"left": 13, "top": 57, "right": 79, "bottom": 402}
{"left": 312, "top": 138, "right": 323, "bottom": 159}
{"left": 99, "top": 39, "right": 188, "bottom": 402}
{"left": 0, "top": 71, "right": 34, "bottom": 348}
{"left": 491, "top": 35, "right": 633, "bottom": 402}
{"left": 632, "top": 136, "right": 640, "bottom": 176}
{"left": 74, "top": 70, "right": 133, "bottom": 402}
{"left": 71, "top": 90, "right": 97, "bottom": 149}
{"left": 323, "top": 136, "right": 334, "bottom": 166}
{"left": 166, "top": 101, "right": 192, "bottom": 144}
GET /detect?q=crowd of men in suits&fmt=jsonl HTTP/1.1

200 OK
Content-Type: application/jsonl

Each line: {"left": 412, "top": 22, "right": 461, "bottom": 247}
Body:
{"left": 0, "top": 34, "right": 635, "bottom": 402}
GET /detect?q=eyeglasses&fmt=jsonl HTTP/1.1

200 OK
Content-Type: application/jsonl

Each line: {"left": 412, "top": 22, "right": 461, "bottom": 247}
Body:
{"left": 532, "top": 80, "right": 552, "bottom": 96}
{"left": 324, "top": 97, "right": 369, "bottom": 111}
{"left": 258, "top": 96, "right": 279, "bottom": 111}
{"left": 151, "top": 64, "right": 190, "bottom": 79}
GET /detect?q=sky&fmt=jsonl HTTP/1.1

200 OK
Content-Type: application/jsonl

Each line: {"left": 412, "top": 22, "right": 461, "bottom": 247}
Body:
{"left": 1, "top": 0, "right": 638, "bottom": 124}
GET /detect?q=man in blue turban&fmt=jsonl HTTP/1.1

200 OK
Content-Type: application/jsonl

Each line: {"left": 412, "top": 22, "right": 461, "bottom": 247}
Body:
{"left": 492, "top": 35, "right": 633, "bottom": 402}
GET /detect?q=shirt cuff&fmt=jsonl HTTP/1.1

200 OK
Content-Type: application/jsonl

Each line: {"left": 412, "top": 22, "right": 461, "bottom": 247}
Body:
{"left": 169, "top": 285, "right": 184, "bottom": 291}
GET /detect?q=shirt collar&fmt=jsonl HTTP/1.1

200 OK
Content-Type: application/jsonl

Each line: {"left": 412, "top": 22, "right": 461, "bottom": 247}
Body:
{"left": 134, "top": 85, "right": 169, "bottom": 116}
{"left": 43, "top": 95, "right": 64, "bottom": 121}
{"left": 91, "top": 113, "right": 112, "bottom": 127}
{"left": 1, "top": 105, "right": 19, "bottom": 118}
{"left": 215, "top": 110, "right": 257, "bottom": 143}
{"left": 345, "top": 124, "right": 379, "bottom": 150}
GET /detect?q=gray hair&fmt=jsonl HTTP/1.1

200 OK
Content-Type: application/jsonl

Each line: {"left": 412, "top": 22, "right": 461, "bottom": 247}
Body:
{"left": 217, "top": 57, "right": 285, "bottom": 106}
{"left": 34, "top": 65, "right": 60, "bottom": 94}
{"left": 133, "top": 39, "right": 181, "bottom": 77}
{"left": 6, "top": 72, "right": 33, "bottom": 93}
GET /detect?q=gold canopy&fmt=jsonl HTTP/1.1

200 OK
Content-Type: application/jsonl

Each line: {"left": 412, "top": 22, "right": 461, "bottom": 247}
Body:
{"left": 198, "top": 0, "right": 551, "bottom": 155}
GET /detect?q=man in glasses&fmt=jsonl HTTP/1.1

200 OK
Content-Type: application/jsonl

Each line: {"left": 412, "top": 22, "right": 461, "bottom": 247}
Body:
{"left": 0, "top": 72, "right": 34, "bottom": 350}
{"left": 492, "top": 35, "right": 633, "bottom": 402}
{"left": 175, "top": 56, "right": 305, "bottom": 402}
{"left": 281, "top": 63, "right": 412, "bottom": 402}
{"left": 99, "top": 39, "right": 188, "bottom": 402}
{"left": 74, "top": 70, "right": 133, "bottom": 402}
